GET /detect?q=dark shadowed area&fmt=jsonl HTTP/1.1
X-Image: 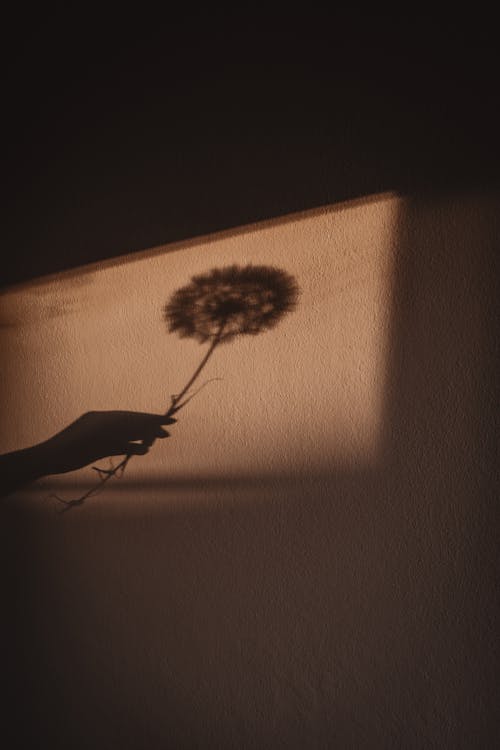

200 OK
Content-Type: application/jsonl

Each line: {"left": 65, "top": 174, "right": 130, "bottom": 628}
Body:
{"left": 3, "top": 13, "right": 499, "bottom": 286}
{"left": 1, "top": 15, "right": 499, "bottom": 749}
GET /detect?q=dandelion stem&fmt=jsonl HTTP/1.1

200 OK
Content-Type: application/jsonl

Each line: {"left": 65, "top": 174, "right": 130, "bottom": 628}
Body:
{"left": 167, "top": 324, "right": 225, "bottom": 414}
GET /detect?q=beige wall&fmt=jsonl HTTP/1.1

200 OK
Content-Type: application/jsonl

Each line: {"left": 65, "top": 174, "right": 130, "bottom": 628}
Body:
{"left": 1, "top": 194, "right": 398, "bottom": 483}
{"left": 1, "top": 190, "right": 497, "bottom": 747}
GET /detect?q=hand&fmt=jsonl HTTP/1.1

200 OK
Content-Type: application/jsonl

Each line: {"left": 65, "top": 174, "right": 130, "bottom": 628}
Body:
{"left": 0, "top": 411, "right": 176, "bottom": 498}
{"left": 38, "top": 411, "right": 177, "bottom": 475}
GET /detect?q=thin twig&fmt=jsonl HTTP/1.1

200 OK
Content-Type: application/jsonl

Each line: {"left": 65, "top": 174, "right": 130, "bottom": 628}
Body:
{"left": 167, "top": 330, "right": 223, "bottom": 414}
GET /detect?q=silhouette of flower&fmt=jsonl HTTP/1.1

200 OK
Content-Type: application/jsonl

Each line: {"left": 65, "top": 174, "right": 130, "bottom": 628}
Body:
{"left": 164, "top": 264, "right": 299, "bottom": 344}
{"left": 52, "top": 264, "right": 299, "bottom": 511}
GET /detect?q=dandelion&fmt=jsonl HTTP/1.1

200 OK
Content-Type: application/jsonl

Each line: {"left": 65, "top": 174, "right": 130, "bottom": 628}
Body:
{"left": 53, "top": 264, "right": 299, "bottom": 511}
{"left": 165, "top": 264, "right": 298, "bottom": 344}
{"left": 162, "top": 264, "right": 298, "bottom": 410}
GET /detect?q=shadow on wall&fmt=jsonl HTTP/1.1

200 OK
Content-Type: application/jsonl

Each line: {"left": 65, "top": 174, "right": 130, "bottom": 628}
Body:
{"left": 1, "top": 191, "right": 498, "bottom": 748}
{"left": 0, "top": 264, "right": 299, "bottom": 508}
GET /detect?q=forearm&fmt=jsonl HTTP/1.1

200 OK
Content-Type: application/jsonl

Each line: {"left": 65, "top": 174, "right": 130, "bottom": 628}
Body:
{"left": 0, "top": 442, "right": 54, "bottom": 497}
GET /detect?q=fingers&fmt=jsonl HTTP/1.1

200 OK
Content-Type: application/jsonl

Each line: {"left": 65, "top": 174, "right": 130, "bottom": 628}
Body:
{"left": 134, "top": 427, "right": 170, "bottom": 446}
{"left": 112, "top": 413, "right": 177, "bottom": 441}
{"left": 124, "top": 429, "right": 171, "bottom": 454}
{"left": 124, "top": 443, "right": 150, "bottom": 456}
{"left": 131, "top": 414, "right": 177, "bottom": 434}
{"left": 127, "top": 413, "right": 177, "bottom": 426}
{"left": 160, "top": 416, "right": 177, "bottom": 426}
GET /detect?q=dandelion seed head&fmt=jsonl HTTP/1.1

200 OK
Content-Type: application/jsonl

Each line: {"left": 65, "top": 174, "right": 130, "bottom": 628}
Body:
{"left": 164, "top": 264, "right": 299, "bottom": 344}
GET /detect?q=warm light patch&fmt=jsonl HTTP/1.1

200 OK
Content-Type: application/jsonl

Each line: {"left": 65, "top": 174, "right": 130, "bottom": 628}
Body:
{"left": 0, "top": 194, "right": 399, "bottom": 485}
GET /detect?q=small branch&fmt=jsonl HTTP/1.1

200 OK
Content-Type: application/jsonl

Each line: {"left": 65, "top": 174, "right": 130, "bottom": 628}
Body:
{"left": 50, "top": 454, "right": 130, "bottom": 512}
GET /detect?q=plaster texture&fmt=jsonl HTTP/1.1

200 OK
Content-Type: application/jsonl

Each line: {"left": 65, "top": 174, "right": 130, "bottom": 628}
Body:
{"left": 1, "top": 190, "right": 497, "bottom": 748}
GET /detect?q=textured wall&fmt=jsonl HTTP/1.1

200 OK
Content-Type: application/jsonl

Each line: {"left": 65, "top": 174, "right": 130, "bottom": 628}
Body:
{"left": 0, "top": 194, "right": 398, "bottom": 476}
{"left": 1, "top": 190, "right": 498, "bottom": 748}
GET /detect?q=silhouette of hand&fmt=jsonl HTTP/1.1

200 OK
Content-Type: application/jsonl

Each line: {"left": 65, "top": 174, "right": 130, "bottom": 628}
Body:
{"left": 39, "top": 411, "right": 177, "bottom": 475}
{"left": 0, "top": 411, "right": 177, "bottom": 498}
